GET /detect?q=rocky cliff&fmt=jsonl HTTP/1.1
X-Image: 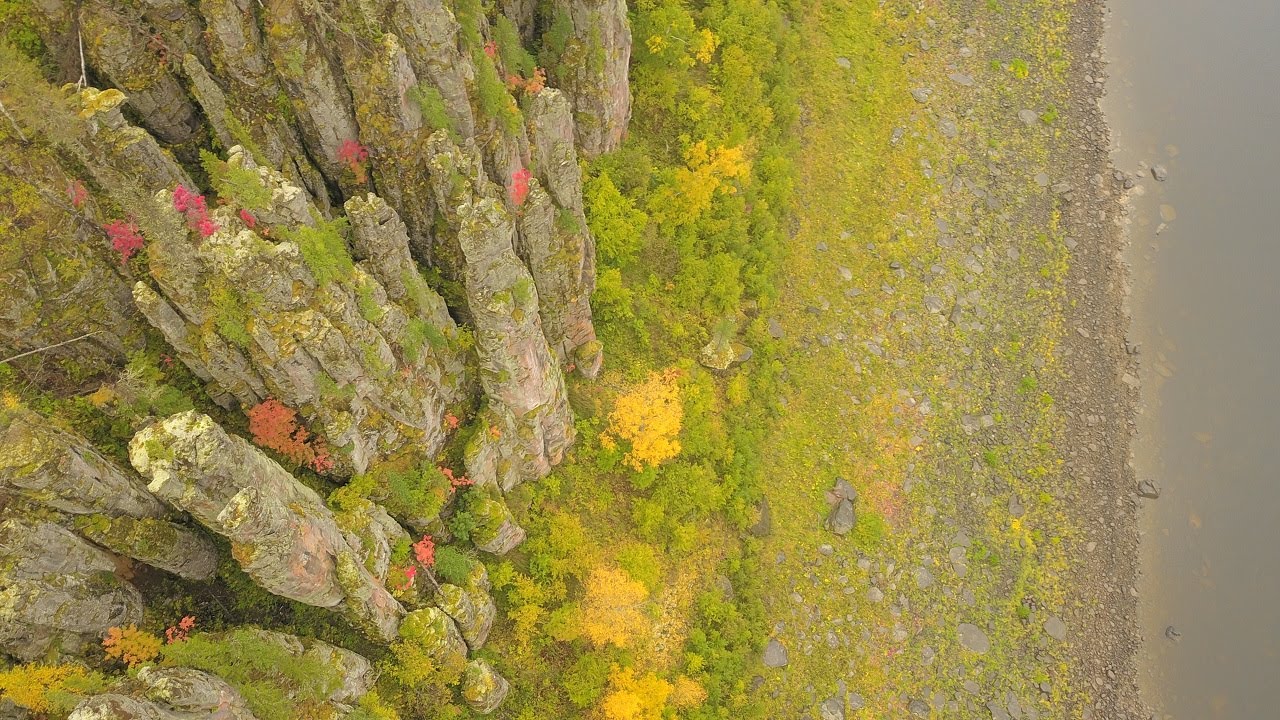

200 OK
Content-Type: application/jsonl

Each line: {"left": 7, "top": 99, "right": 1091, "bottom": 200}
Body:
{"left": 0, "top": 0, "right": 631, "bottom": 713}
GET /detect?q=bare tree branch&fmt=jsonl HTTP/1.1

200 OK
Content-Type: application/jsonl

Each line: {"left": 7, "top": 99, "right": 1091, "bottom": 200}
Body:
{"left": 1, "top": 332, "right": 103, "bottom": 365}
{"left": 0, "top": 96, "right": 27, "bottom": 142}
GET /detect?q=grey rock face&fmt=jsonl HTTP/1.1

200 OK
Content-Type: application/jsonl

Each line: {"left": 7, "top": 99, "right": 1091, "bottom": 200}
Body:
{"left": 546, "top": 0, "right": 633, "bottom": 157}
{"left": 763, "top": 638, "right": 789, "bottom": 667}
{"left": 74, "top": 1, "right": 203, "bottom": 145}
{"left": 957, "top": 622, "right": 991, "bottom": 653}
{"left": 0, "top": 517, "right": 143, "bottom": 661}
{"left": 1, "top": 408, "right": 165, "bottom": 518}
{"left": 130, "top": 411, "right": 405, "bottom": 641}
{"left": 520, "top": 90, "right": 602, "bottom": 376}
{"left": 826, "top": 498, "right": 856, "bottom": 535}
{"left": 0, "top": 408, "right": 218, "bottom": 581}
{"left": 425, "top": 134, "right": 575, "bottom": 491}
{"left": 819, "top": 696, "right": 845, "bottom": 720}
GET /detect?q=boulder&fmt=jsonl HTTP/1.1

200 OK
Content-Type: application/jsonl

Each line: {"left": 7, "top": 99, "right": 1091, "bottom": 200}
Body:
{"left": 461, "top": 659, "right": 510, "bottom": 714}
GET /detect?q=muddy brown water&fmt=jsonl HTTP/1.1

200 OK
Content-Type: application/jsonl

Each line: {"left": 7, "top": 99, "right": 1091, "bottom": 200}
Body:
{"left": 1104, "top": 1, "right": 1280, "bottom": 717}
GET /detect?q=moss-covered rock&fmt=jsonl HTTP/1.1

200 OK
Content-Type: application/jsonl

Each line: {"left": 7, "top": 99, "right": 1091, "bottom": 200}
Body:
{"left": 460, "top": 659, "right": 509, "bottom": 714}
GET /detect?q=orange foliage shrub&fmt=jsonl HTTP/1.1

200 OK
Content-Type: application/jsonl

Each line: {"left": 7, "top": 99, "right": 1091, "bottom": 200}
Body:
{"left": 102, "top": 625, "right": 161, "bottom": 667}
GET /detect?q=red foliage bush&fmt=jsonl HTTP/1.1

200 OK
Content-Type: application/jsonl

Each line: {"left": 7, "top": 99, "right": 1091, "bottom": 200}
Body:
{"left": 103, "top": 220, "right": 144, "bottom": 265}
{"left": 172, "top": 185, "right": 218, "bottom": 237}
{"left": 412, "top": 535, "right": 436, "bottom": 568}
{"left": 338, "top": 139, "right": 370, "bottom": 183}
{"left": 510, "top": 167, "right": 532, "bottom": 206}
{"left": 67, "top": 180, "right": 88, "bottom": 209}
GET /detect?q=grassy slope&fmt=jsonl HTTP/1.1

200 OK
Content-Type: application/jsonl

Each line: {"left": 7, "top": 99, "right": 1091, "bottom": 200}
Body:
{"left": 483, "top": 0, "right": 1106, "bottom": 717}
{"left": 751, "top": 0, "right": 1094, "bottom": 716}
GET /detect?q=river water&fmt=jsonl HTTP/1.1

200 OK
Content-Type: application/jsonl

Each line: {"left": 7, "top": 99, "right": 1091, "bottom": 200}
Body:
{"left": 1103, "top": 1, "right": 1280, "bottom": 717}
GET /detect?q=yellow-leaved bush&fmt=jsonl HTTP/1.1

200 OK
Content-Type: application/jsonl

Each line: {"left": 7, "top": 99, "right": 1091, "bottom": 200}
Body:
{"left": 601, "top": 369, "right": 684, "bottom": 471}
{"left": 0, "top": 663, "right": 107, "bottom": 714}
{"left": 600, "top": 666, "right": 672, "bottom": 720}
{"left": 579, "top": 566, "right": 650, "bottom": 648}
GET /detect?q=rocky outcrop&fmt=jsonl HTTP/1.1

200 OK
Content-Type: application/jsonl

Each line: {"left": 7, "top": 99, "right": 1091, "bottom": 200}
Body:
{"left": 543, "top": 0, "right": 633, "bottom": 156}
{"left": 129, "top": 411, "right": 405, "bottom": 642}
{"left": 124, "top": 666, "right": 259, "bottom": 720}
{"left": 0, "top": 408, "right": 217, "bottom": 580}
{"left": 0, "top": 517, "right": 143, "bottom": 661}
{"left": 0, "top": 97, "right": 147, "bottom": 382}
{"left": 461, "top": 659, "right": 510, "bottom": 714}
{"left": 260, "top": 0, "right": 361, "bottom": 192}
{"left": 468, "top": 491, "right": 528, "bottom": 555}
{"left": 132, "top": 149, "right": 468, "bottom": 474}
{"left": 232, "top": 628, "right": 377, "bottom": 705}
{"left": 397, "top": 607, "right": 468, "bottom": 672}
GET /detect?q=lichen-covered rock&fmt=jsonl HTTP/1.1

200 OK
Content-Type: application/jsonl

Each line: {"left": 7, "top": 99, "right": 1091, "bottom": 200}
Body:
{"left": 260, "top": 0, "right": 361, "bottom": 192}
{"left": 544, "top": 0, "right": 633, "bottom": 157}
{"left": 129, "top": 411, "right": 404, "bottom": 641}
{"left": 135, "top": 666, "right": 257, "bottom": 720}
{"left": 68, "top": 694, "right": 185, "bottom": 720}
{"left": 0, "top": 517, "right": 142, "bottom": 661}
{"left": 0, "top": 406, "right": 219, "bottom": 580}
{"left": 0, "top": 407, "right": 165, "bottom": 518}
{"left": 436, "top": 580, "right": 496, "bottom": 650}
{"left": 338, "top": 35, "right": 439, "bottom": 260}
{"left": 133, "top": 149, "right": 468, "bottom": 474}
{"left": 522, "top": 90, "right": 601, "bottom": 372}
{"left": 468, "top": 493, "right": 528, "bottom": 555}
{"left": 75, "top": 88, "right": 194, "bottom": 193}
{"left": 334, "top": 495, "right": 411, "bottom": 584}
{"left": 389, "top": 0, "right": 478, "bottom": 140}
{"left": 235, "top": 628, "right": 377, "bottom": 705}
{"left": 0, "top": 100, "right": 147, "bottom": 382}
{"left": 397, "top": 607, "right": 468, "bottom": 675}
{"left": 75, "top": 515, "right": 218, "bottom": 582}
{"left": 423, "top": 133, "right": 574, "bottom": 489}
{"left": 461, "top": 659, "right": 510, "bottom": 714}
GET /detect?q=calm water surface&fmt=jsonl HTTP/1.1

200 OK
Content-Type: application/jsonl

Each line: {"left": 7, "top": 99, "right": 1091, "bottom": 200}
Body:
{"left": 1104, "top": 1, "right": 1280, "bottom": 717}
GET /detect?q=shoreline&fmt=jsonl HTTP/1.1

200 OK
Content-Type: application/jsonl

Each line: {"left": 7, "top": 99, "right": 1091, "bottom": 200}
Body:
{"left": 1056, "top": 2, "right": 1145, "bottom": 717}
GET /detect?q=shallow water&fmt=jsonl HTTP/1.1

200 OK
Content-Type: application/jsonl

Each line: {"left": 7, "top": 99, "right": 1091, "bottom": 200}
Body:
{"left": 1104, "top": 1, "right": 1280, "bottom": 717}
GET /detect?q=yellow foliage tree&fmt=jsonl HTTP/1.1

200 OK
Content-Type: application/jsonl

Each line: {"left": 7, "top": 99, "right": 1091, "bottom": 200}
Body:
{"left": 649, "top": 142, "right": 751, "bottom": 226}
{"left": 579, "top": 566, "right": 650, "bottom": 649}
{"left": 600, "top": 666, "right": 673, "bottom": 720}
{"left": 601, "top": 368, "right": 684, "bottom": 471}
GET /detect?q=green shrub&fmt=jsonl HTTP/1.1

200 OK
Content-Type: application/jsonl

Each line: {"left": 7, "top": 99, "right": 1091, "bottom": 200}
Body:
{"left": 284, "top": 218, "right": 353, "bottom": 288}
{"left": 161, "top": 628, "right": 341, "bottom": 720}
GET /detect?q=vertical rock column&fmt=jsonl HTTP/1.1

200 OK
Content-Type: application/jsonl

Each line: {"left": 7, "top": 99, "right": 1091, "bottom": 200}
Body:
{"left": 544, "top": 0, "right": 633, "bottom": 157}
{"left": 520, "top": 88, "right": 602, "bottom": 376}
{"left": 424, "top": 133, "right": 575, "bottom": 491}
